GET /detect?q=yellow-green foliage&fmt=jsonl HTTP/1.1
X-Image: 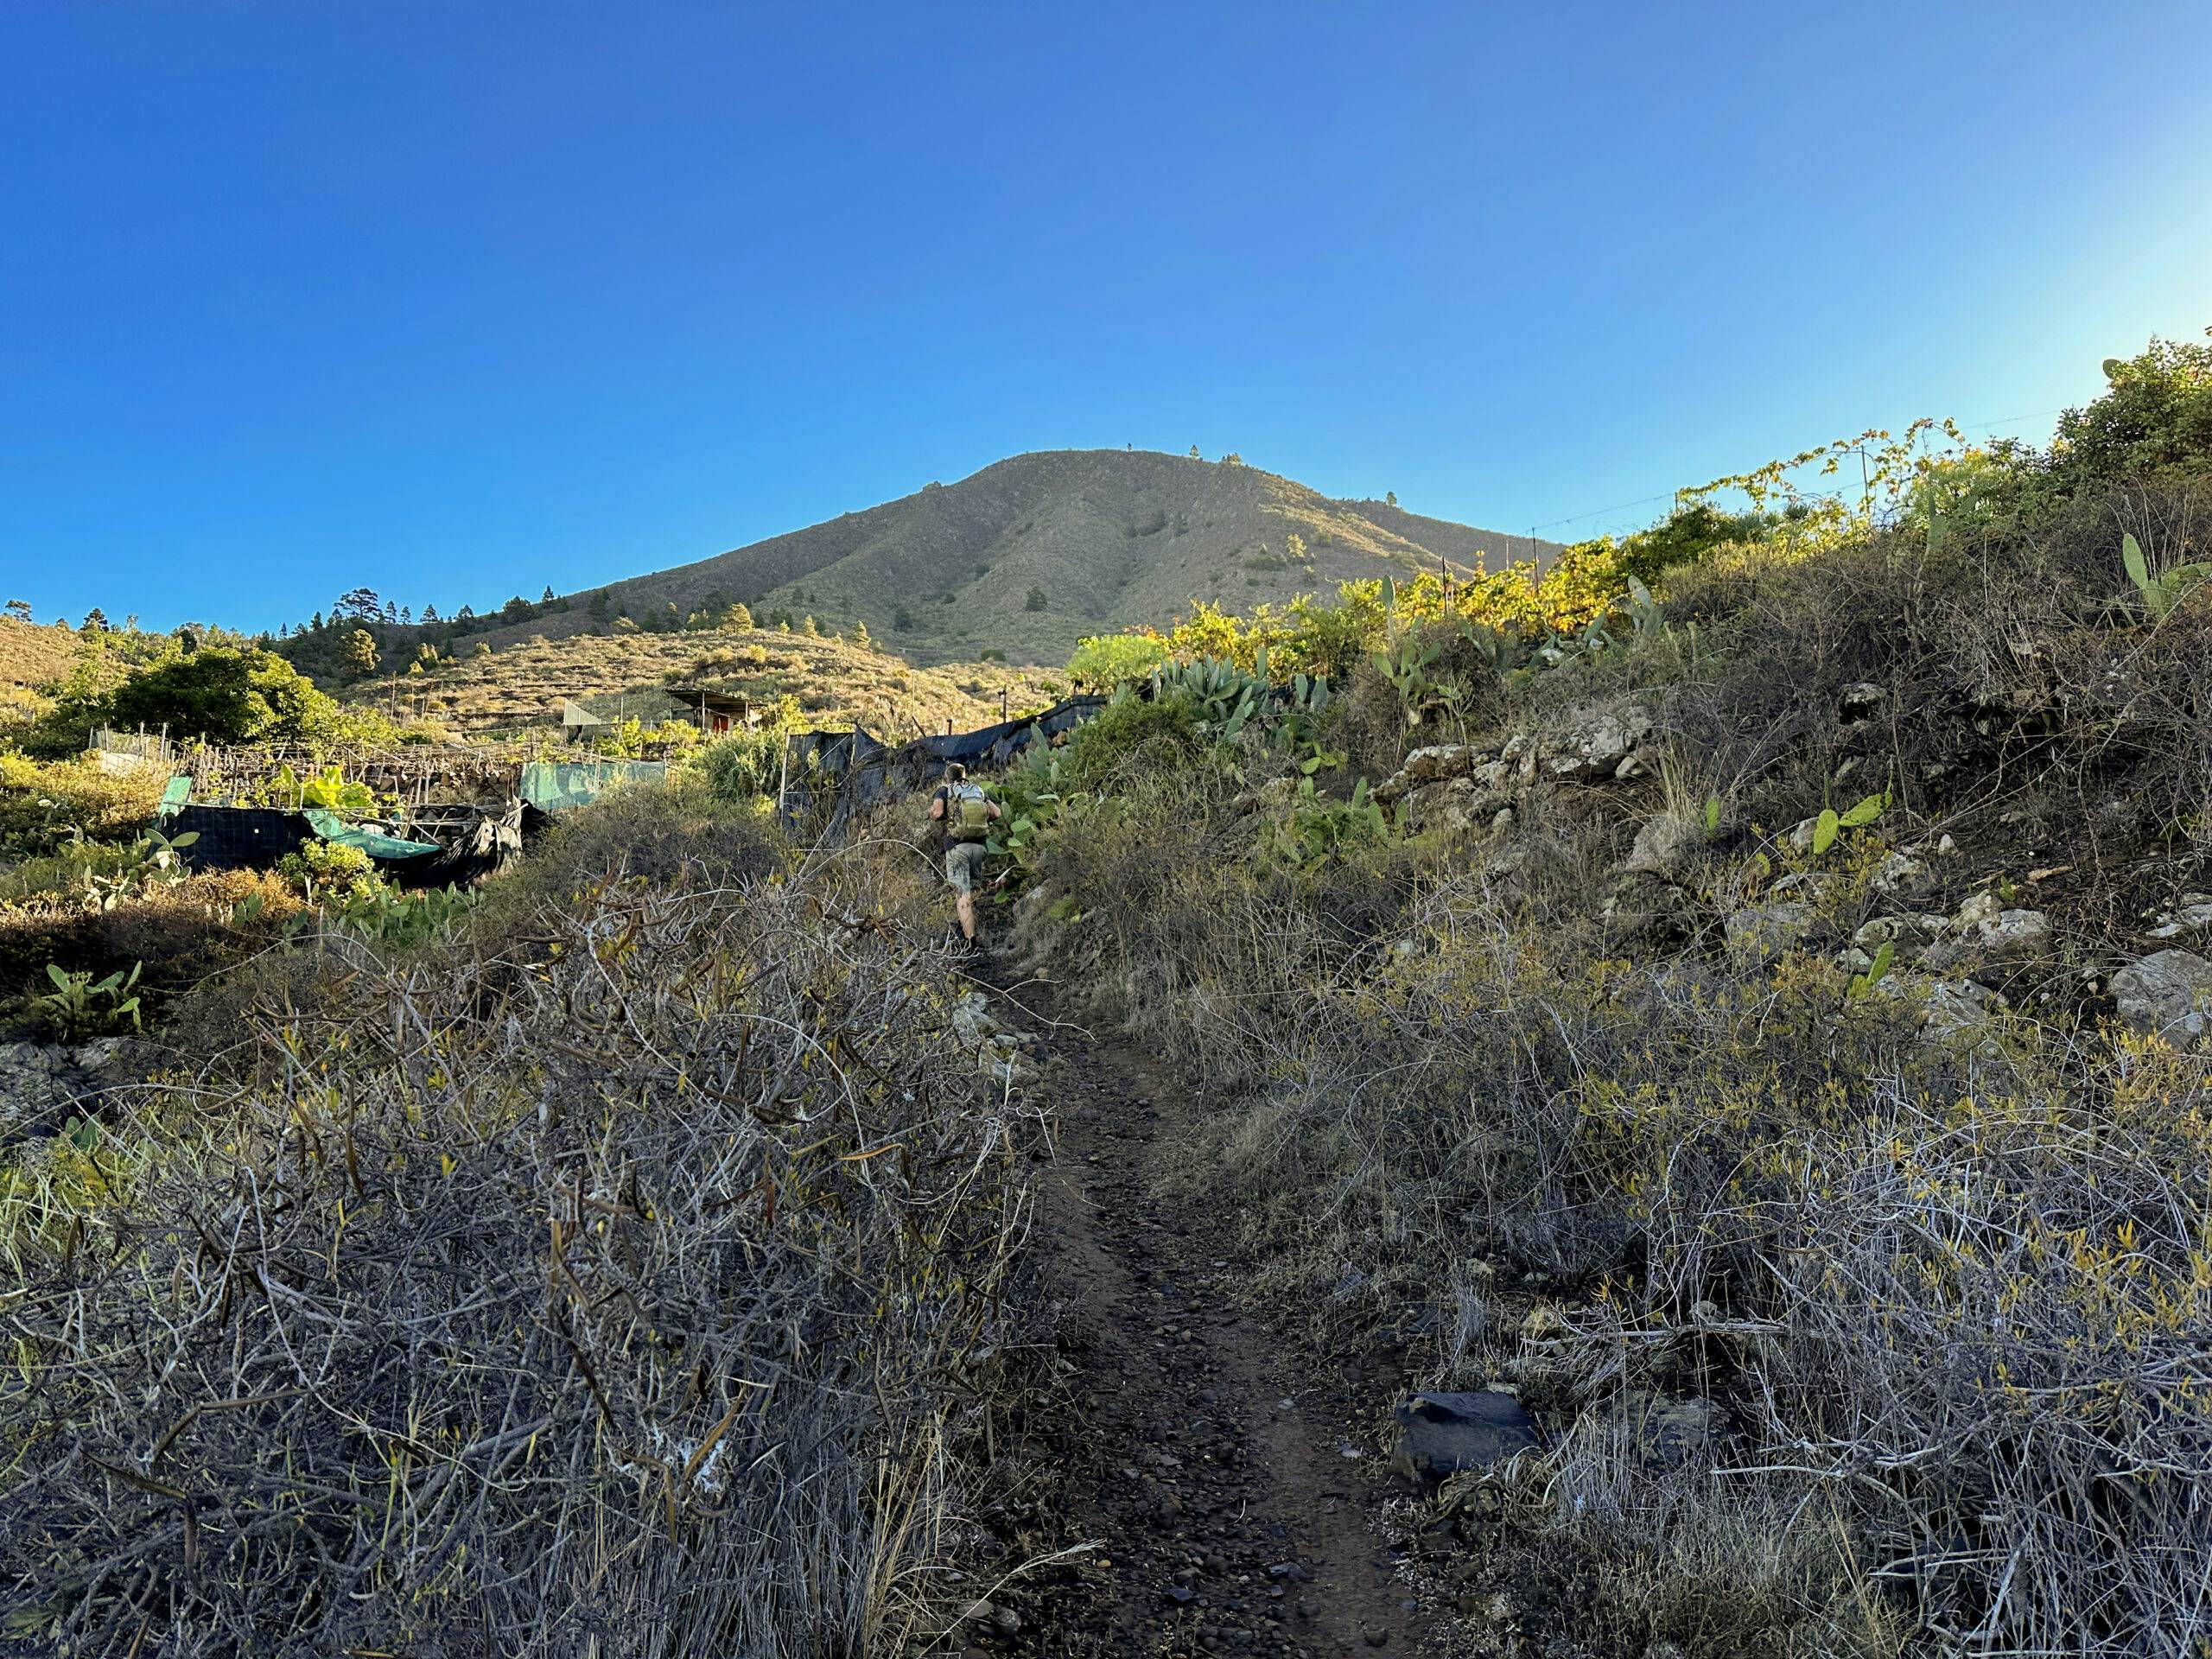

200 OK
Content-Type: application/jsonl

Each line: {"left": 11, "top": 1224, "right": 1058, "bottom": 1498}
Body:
{"left": 0, "top": 752, "right": 164, "bottom": 858}
{"left": 276, "top": 839, "right": 389, "bottom": 905}
{"left": 1092, "top": 543, "right": 1646, "bottom": 690}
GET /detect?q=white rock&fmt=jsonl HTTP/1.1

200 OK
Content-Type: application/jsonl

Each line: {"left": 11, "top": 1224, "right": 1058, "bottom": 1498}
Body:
{"left": 1402, "top": 744, "right": 1479, "bottom": 786}
{"left": 1542, "top": 705, "right": 1655, "bottom": 782}
{"left": 1923, "top": 893, "right": 2051, "bottom": 971}
{"left": 2146, "top": 896, "right": 2212, "bottom": 944}
{"left": 1868, "top": 850, "right": 1936, "bottom": 899}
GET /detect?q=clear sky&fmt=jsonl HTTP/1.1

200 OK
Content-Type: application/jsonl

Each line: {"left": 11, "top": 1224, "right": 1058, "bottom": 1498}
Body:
{"left": 5, "top": 2, "right": 2209, "bottom": 632}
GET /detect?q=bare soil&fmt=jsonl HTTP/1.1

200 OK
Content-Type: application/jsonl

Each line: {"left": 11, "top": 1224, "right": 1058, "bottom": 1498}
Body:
{"left": 971, "top": 971, "right": 1454, "bottom": 1659}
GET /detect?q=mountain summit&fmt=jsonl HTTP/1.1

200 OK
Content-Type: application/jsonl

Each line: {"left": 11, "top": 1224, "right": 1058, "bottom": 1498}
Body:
{"left": 571, "top": 450, "right": 1554, "bottom": 664}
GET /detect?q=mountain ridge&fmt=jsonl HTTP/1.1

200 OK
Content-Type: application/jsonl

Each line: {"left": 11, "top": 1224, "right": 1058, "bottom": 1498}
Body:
{"left": 489, "top": 449, "right": 1556, "bottom": 666}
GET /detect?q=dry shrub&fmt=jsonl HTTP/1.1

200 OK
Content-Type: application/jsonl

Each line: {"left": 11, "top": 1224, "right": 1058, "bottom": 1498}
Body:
{"left": 0, "top": 849, "right": 1033, "bottom": 1656}
{"left": 1111, "top": 864, "right": 2212, "bottom": 1653}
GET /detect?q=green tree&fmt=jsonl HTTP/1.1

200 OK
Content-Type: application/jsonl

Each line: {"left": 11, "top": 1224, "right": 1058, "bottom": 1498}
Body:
{"left": 107, "top": 646, "right": 338, "bottom": 745}
{"left": 892, "top": 605, "right": 916, "bottom": 632}
{"left": 341, "top": 629, "right": 380, "bottom": 677}
{"left": 1067, "top": 632, "right": 1168, "bottom": 690}
{"left": 852, "top": 619, "right": 874, "bottom": 650}
{"left": 80, "top": 607, "right": 110, "bottom": 632}
{"left": 588, "top": 589, "right": 612, "bottom": 620}
{"left": 724, "top": 601, "right": 753, "bottom": 630}
{"left": 1385, "top": 490, "right": 1397, "bottom": 508}
{"left": 1024, "top": 587, "right": 1048, "bottom": 613}
{"left": 4, "top": 599, "right": 32, "bottom": 623}
{"left": 799, "top": 614, "right": 819, "bottom": 637}
{"left": 540, "top": 586, "right": 557, "bottom": 604}
{"left": 2049, "top": 331, "right": 2212, "bottom": 492}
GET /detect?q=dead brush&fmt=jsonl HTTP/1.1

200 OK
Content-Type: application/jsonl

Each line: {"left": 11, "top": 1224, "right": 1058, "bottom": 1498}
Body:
{"left": 1111, "top": 860, "right": 2212, "bottom": 1654}
{"left": 0, "top": 855, "right": 1039, "bottom": 1656}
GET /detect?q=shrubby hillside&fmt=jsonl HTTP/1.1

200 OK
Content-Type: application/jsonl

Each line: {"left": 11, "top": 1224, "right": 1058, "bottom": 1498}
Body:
{"left": 984, "top": 330, "right": 2212, "bottom": 1656}
{"left": 373, "top": 621, "right": 1065, "bottom": 739}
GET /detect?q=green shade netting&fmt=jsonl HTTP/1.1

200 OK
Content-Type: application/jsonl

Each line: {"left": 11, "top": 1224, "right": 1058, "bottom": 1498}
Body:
{"left": 520, "top": 760, "right": 667, "bottom": 811}
{"left": 158, "top": 776, "right": 192, "bottom": 818}
{"left": 303, "top": 808, "right": 440, "bottom": 860}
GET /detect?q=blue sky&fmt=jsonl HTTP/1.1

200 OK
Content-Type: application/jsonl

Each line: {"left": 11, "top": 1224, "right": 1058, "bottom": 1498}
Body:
{"left": 4, "top": 2, "right": 2209, "bottom": 632}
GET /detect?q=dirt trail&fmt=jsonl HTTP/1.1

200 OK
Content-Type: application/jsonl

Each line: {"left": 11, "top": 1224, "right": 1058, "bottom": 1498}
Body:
{"left": 979, "top": 974, "right": 1450, "bottom": 1659}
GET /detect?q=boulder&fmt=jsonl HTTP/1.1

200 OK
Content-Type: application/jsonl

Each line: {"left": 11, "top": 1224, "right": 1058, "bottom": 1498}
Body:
{"left": 1923, "top": 891, "right": 2051, "bottom": 972}
{"left": 1724, "top": 901, "right": 1815, "bottom": 967}
{"left": 2111, "top": 950, "right": 2212, "bottom": 1044}
{"left": 1542, "top": 706, "right": 1654, "bottom": 782}
{"left": 1624, "top": 810, "right": 1698, "bottom": 879}
{"left": 1402, "top": 744, "right": 1482, "bottom": 787}
{"left": 1390, "top": 1390, "right": 1541, "bottom": 1483}
{"left": 1868, "top": 850, "right": 1938, "bottom": 899}
{"left": 1921, "top": 977, "right": 2005, "bottom": 1038}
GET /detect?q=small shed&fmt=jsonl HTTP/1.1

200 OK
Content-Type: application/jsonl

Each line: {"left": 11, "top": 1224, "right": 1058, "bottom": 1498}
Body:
{"left": 560, "top": 687, "right": 755, "bottom": 741}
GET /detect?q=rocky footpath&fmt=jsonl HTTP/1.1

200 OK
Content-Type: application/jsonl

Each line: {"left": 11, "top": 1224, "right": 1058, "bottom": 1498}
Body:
{"left": 986, "top": 984, "right": 1455, "bottom": 1659}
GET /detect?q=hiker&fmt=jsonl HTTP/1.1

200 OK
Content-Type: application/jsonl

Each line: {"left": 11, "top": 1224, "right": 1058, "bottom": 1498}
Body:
{"left": 929, "top": 762, "right": 1002, "bottom": 944}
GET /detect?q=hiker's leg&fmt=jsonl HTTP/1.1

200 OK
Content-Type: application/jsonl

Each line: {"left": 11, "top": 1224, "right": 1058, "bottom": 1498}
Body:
{"left": 946, "top": 846, "right": 980, "bottom": 941}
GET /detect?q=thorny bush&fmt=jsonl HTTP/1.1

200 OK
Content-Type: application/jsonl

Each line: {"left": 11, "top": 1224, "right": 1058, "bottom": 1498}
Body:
{"left": 0, "top": 852, "right": 1039, "bottom": 1656}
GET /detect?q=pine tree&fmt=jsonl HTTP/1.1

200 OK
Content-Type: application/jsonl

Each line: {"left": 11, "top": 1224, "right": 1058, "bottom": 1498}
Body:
{"left": 799, "top": 614, "right": 819, "bottom": 637}
{"left": 80, "top": 607, "right": 109, "bottom": 632}
{"left": 851, "top": 619, "right": 873, "bottom": 650}
{"left": 341, "top": 629, "right": 379, "bottom": 677}
{"left": 541, "top": 585, "right": 557, "bottom": 605}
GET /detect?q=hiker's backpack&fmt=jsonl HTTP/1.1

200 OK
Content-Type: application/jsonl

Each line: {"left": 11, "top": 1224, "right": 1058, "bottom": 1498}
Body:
{"left": 951, "top": 784, "right": 994, "bottom": 843}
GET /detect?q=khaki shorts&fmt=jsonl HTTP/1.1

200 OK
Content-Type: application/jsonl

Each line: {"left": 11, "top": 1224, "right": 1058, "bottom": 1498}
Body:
{"left": 944, "top": 840, "right": 988, "bottom": 894}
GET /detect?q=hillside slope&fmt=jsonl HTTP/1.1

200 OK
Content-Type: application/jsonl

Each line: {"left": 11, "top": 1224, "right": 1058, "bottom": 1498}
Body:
{"left": 472, "top": 451, "right": 1554, "bottom": 666}
{"left": 0, "top": 620, "right": 81, "bottom": 715}
{"left": 374, "top": 626, "right": 1062, "bottom": 738}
